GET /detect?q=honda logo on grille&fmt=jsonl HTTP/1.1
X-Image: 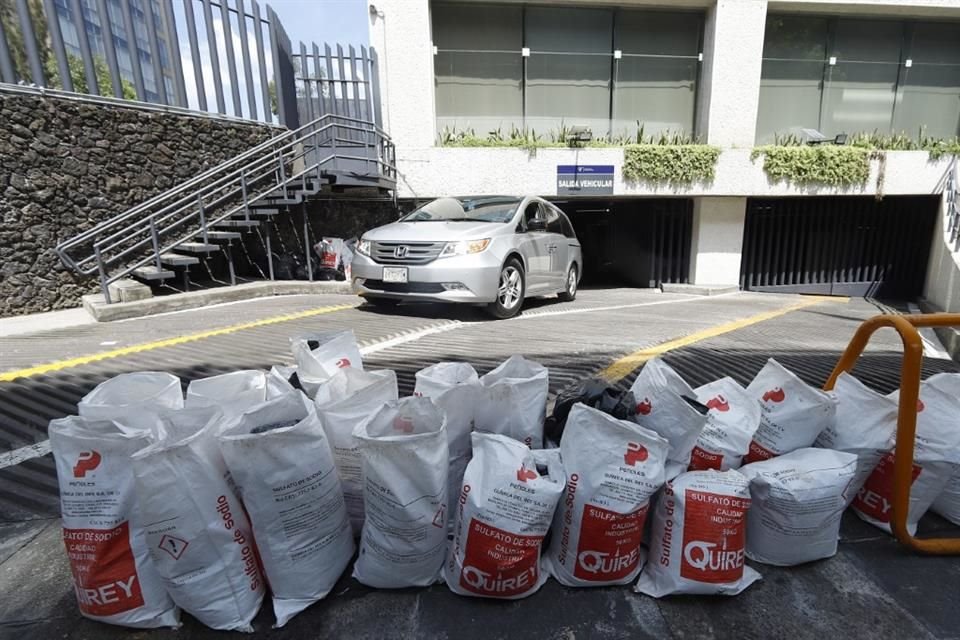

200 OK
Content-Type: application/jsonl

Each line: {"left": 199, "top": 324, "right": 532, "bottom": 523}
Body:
{"left": 394, "top": 245, "right": 409, "bottom": 259}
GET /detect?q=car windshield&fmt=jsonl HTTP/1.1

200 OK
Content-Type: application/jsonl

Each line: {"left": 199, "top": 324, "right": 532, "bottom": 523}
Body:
{"left": 400, "top": 197, "right": 520, "bottom": 223}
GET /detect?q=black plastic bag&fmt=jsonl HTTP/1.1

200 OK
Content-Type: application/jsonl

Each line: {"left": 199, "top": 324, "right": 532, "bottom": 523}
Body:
{"left": 545, "top": 378, "right": 637, "bottom": 445}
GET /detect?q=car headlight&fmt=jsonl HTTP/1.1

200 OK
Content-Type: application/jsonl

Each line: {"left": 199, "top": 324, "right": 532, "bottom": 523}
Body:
{"left": 439, "top": 238, "right": 491, "bottom": 258}
{"left": 356, "top": 238, "right": 371, "bottom": 256}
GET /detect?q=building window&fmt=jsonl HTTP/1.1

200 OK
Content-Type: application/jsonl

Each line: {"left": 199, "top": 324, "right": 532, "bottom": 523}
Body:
{"left": 433, "top": 3, "right": 523, "bottom": 135}
{"left": 432, "top": 2, "right": 702, "bottom": 142}
{"left": 757, "top": 15, "right": 960, "bottom": 143}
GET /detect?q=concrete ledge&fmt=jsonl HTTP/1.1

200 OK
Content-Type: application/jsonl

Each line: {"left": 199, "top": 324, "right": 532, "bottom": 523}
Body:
{"left": 661, "top": 283, "right": 740, "bottom": 296}
{"left": 83, "top": 280, "right": 354, "bottom": 322}
{"left": 918, "top": 298, "right": 960, "bottom": 362}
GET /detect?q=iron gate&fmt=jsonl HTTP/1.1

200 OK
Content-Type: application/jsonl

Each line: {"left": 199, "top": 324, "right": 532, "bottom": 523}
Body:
{"left": 741, "top": 196, "right": 939, "bottom": 298}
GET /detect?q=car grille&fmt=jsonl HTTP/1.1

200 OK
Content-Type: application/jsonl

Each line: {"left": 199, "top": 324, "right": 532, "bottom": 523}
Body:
{"left": 362, "top": 280, "right": 446, "bottom": 294}
{"left": 372, "top": 241, "right": 444, "bottom": 265}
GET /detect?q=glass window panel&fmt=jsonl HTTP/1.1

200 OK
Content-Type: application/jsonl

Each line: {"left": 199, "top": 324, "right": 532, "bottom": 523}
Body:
{"left": 435, "top": 51, "right": 523, "bottom": 134}
{"left": 525, "top": 7, "right": 611, "bottom": 54}
{"left": 757, "top": 15, "right": 828, "bottom": 142}
{"left": 762, "top": 16, "right": 828, "bottom": 61}
{"left": 821, "top": 62, "right": 899, "bottom": 136}
{"left": 615, "top": 10, "right": 699, "bottom": 57}
{"left": 909, "top": 22, "right": 960, "bottom": 65}
{"left": 432, "top": 3, "right": 523, "bottom": 134}
{"left": 613, "top": 57, "right": 697, "bottom": 138}
{"left": 894, "top": 64, "right": 960, "bottom": 138}
{"left": 525, "top": 54, "right": 610, "bottom": 135}
{"left": 756, "top": 60, "right": 824, "bottom": 143}
{"left": 432, "top": 3, "right": 521, "bottom": 51}
{"left": 833, "top": 19, "right": 903, "bottom": 63}
{"left": 525, "top": 7, "right": 612, "bottom": 133}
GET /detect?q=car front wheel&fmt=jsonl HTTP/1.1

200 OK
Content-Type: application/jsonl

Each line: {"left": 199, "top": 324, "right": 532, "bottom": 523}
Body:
{"left": 486, "top": 258, "right": 525, "bottom": 319}
{"left": 558, "top": 264, "right": 578, "bottom": 302}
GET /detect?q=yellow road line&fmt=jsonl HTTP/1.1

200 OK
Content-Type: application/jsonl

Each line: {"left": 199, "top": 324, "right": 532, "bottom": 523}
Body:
{"left": 598, "top": 296, "right": 840, "bottom": 383}
{"left": 0, "top": 304, "right": 355, "bottom": 382}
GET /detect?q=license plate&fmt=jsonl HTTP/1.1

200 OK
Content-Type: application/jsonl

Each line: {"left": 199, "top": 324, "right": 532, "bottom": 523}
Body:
{"left": 382, "top": 267, "right": 408, "bottom": 283}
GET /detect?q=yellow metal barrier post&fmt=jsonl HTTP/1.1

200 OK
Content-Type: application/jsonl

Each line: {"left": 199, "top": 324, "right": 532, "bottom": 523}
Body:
{"left": 825, "top": 313, "right": 960, "bottom": 554}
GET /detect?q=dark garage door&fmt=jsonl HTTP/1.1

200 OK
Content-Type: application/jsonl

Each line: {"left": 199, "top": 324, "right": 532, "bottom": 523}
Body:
{"left": 741, "top": 196, "right": 939, "bottom": 298}
{"left": 558, "top": 198, "right": 692, "bottom": 288}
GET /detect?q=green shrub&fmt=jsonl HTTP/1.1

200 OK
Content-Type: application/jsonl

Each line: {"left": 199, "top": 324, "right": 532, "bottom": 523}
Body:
{"left": 622, "top": 145, "right": 721, "bottom": 183}
{"left": 750, "top": 146, "right": 871, "bottom": 186}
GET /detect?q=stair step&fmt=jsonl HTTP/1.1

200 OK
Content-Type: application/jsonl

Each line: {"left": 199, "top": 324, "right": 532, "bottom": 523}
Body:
{"left": 214, "top": 220, "right": 260, "bottom": 228}
{"left": 205, "top": 230, "right": 242, "bottom": 241}
{"left": 160, "top": 252, "right": 200, "bottom": 266}
{"left": 243, "top": 207, "right": 281, "bottom": 216}
{"left": 132, "top": 266, "right": 174, "bottom": 281}
{"left": 178, "top": 241, "right": 220, "bottom": 253}
{"left": 249, "top": 200, "right": 286, "bottom": 209}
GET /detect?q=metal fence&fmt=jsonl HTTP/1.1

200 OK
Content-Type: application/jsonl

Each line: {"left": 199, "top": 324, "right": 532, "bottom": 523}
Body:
{"left": 0, "top": 0, "right": 380, "bottom": 129}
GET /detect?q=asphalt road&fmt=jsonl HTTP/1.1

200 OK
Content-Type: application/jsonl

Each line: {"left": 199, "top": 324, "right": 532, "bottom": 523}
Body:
{"left": 0, "top": 288, "right": 958, "bottom": 640}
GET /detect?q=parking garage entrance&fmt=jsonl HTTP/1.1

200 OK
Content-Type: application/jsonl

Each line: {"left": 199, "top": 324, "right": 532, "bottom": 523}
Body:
{"left": 554, "top": 198, "right": 693, "bottom": 288}
{"left": 741, "top": 196, "right": 939, "bottom": 298}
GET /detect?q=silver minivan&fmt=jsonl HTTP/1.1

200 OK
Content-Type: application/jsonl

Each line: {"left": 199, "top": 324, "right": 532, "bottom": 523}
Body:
{"left": 352, "top": 196, "right": 583, "bottom": 318}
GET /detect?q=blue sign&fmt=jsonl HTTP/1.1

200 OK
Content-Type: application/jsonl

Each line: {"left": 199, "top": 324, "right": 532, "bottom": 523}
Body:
{"left": 557, "top": 165, "right": 615, "bottom": 195}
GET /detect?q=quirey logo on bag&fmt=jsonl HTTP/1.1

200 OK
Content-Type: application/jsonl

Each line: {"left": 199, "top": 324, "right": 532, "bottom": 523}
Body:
{"left": 73, "top": 450, "right": 102, "bottom": 478}
{"left": 624, "top": 442, "right": 649, "bottom": 466}
{"left": 762, "top": 387, "right": 786, "bottom": 403}
{"left": 336, "top": 358, "right": 351, "bottom": 368}
{"left": 679, "top": 489, "right": 750, "bottom": 584}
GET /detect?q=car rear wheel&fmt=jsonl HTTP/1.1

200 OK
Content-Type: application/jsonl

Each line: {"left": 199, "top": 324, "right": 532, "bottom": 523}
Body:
{"left": 486, "top": 258, "right": 525, "bottom": 319}
{"left": 558, "top": 264, "right": 578, "bottom": 302}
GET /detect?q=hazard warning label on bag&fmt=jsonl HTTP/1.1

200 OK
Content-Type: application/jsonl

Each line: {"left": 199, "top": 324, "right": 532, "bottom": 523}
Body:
{"left": 573, "top": 504, "right": 645, "bottom": 582}
{"left": 459, "top": 519, "right": 541, "bottom": 597}
{"left": 679, "top": 490, "right": 749, "bottom": 584}
{"left": 63, "top": 522, "right": 144, "bottom": 616}
{"left": 852, "top": 452, "right": 922, "bottom": 523}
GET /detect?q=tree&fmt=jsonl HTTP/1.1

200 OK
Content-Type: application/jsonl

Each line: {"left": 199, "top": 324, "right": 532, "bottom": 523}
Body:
{"left": 0, "top": 0, "right": 50, "bottom": 84}
{"left": 45, "top": 52, "right": 137, "bottom": 100}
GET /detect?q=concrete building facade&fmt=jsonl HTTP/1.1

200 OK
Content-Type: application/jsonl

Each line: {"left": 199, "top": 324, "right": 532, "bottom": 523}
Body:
{"left": 367, "top": 0, "right": 960, "bottom": 312}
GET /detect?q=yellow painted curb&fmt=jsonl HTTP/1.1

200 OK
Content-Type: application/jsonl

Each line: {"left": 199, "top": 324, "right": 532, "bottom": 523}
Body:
{"left": 0, "top": 304, "right": 355, "bottom": 382}
{"left": 598, "top": 296, "right": 839, "bottom": 383}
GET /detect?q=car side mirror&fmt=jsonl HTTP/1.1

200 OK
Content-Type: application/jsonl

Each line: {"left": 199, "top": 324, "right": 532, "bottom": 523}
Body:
{"left": 527, "top": 218, "right": 547, "bottom": 232}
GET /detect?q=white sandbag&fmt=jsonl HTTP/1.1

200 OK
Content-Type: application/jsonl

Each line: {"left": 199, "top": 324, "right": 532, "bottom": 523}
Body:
{"left": 445, "top": 433, "right": 565, "bottom": 599}
{"left": 49, "top": 416, "right": 179, "bottom": 629}
{"left": 186, "top": 370, "right": 271, "bottom": 418}
{"left": 740, "top": 448, "right": 858, "bottom": 566}
{"left": 930, "top": 373, "right": 960, "bottom": 524}
{"left": 314, "top": 367, "right": 398, "bottom": 533}
{"left": 268, "top": 365, "right": 299, "bottom": 396}
{"left": 218, "top": 392, "right": 354, "bottom": 627}
{"left": 742, "top": 359, "right": 836, "bottom": 464}
{"left": 352, "top": 397, "right": 449, "bottom": 588}
{"left": 689, "top": 377, "right": 761, "bottom": 471}
{"left": 78, "top": 372, "right": 183, "bottom": 432}
{"left": 475, "top": 355, "right": 548, "bottom": 448}
{"left": 814, "top": 372, "right": 897, "bottom": 500}
{"left": 628, "top": 358, "right": 707, "bottom": 478}
{"left": 415, "top": 362, "right": 480, "bottom": 533}
{"left": 635, "top": 469, "right": 760, "bottom": 597}
{"left": 852, "top": 378, "right": 960, "bottom": 535}
{"left": 290, "top": 330, "right": 363, "bottom": 397}
{"left": 131, "top": 406, "right": 264, "bottom": 631}
{"left": 544, "top": 403, "right": 669, "bottom": 587}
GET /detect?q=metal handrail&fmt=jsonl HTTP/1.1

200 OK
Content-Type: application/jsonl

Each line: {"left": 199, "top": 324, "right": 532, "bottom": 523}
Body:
{"left": 56, "top": 112, "right": 389, "bottom": 261}
{"left": 55, "top": 112, "right": 395, "bottom": 301}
